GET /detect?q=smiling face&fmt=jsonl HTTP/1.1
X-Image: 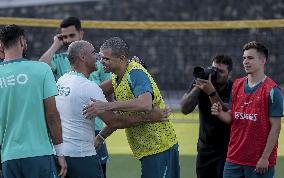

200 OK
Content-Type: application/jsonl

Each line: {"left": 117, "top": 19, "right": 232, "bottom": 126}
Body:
{"left": 99, "top": 48, "right": 122, "bottom": 74}
{"left": 242, "top": 48, "right": 265, "bottom": 75}
{"left": 82, "top": 43, "right": 97, "bottom": 72}
{"left": 61, "top": 25, "right": 83, "bottom": 47}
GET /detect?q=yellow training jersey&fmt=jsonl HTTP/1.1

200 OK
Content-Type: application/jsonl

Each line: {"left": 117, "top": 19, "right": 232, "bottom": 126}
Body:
{"left": 112, "top": 60, "right": 178, "bottom": 159}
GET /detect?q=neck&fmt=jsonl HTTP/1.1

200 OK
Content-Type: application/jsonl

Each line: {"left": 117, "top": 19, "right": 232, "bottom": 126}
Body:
{"left": 72, "top": 65, "right": 91, "bottom": 78}
{"left": 115, "top": 61, "right": 129, "bottom": 79}
{"left": 247, "top": 70, "right": 266, "bottom": 86}
{"left": 4, "top": 48, "right": 23, "bottom": 61}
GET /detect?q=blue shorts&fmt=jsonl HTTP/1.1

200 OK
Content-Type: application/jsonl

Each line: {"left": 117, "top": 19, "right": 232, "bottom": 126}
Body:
{"left": 140, "top": 143, "right": 180, "bottom": 178}
{"left": 95, "top": 130, "right": 109, "bottom": 164}
{"left": 65, "top": 155, "right": 103, "bottom": 178}
{"left": 223, "top": 161, "right": 275, "bottom": 178}
{"left": 2, "top": 155, "right": 58, "bottom": 178}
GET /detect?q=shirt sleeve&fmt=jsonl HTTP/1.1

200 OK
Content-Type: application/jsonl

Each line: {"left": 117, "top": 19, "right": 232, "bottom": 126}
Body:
{"left": 128, "top": 69, "right": 153, "bottom": 97}
{"left": 43, "top": 65, "right": 58, "bottom": 99}
{"left": 50, "top": 54, "right": 58, "bottom": 73}
{"left": 269, "top": 87, "right": 283, "bottom": 117}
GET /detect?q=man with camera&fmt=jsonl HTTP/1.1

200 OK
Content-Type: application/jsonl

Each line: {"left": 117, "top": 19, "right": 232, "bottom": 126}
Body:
{"left": 180, "top": 54, "right": 233, "bottom": 178}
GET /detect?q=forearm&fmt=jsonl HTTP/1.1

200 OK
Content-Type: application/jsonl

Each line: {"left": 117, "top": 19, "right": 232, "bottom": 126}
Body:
{"left": 99, "top": 125, "right": 116, "bottom": 139}
{"left": 39, "top": 43, "right": 60, "bottom": 65}
{"left": 108, "top": 99, "right": 151, "bottom": 112}
{"left": 261, "top": 121, "right": 281, "bottom": 159}
{"left": 46, "top": 112, "right": 63, "bottom": 145}
{"left": 100, "top": 79, "right": 114, "bottom": 96}
{"left": 99, "top": 111, "right": 152, "bottom": 129}
{"left": 209, "top": 94, "right": 229, "bottom": 111}
{"left": 217, "top": 110, "right": 232, "bottom": 124}
{"left": 180, "top": 87, "right": 200, "bottom": 114}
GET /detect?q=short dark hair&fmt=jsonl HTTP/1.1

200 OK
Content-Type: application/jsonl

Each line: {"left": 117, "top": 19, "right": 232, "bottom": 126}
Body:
{"left": 60, "top": 17, "right": 82, "bottom": 31}
{"left": 243, "top": 41, "right": 268, "bottom": 60}
{"left": 100, "top": 37, "right": 129, "bottom": 58}
{"left": 212, "top": 54, "right": 233, "bottom": 72}
{"left": 0, "top": 24, "right": 25, "bottom": 49}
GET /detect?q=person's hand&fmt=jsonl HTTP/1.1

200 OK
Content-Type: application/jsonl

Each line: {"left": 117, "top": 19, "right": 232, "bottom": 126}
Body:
{"left": 146, "top": 106, "right": 171, "bottom": 122}
{"left": 211, "top": 102, "right": 222, "bottom": 116}
{"left": 83, "top": 99, "right": 108, "bottom": 119}
{"left": 53, "top": 34, "right": 64, "bottom": 49}
{"left": 57, "top": 156, "right": 67, "bottom": 178}
{"left": 255, "top": 157, "right": 269, "bottom": 174}
{"left": 194, "top": 74, "right": 216, "bottom": 95}
{"left": 94, "top": 135, "right": 104, "bottom": 151}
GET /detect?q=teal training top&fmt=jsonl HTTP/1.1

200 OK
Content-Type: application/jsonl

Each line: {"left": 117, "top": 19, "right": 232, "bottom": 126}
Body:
{"left": 0, "top": 59, "right": 58, "bottom": 163}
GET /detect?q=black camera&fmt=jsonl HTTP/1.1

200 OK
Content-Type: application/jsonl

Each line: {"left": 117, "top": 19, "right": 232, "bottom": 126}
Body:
{"left": 193, "top": 66, "right": 218, "bottom": 83}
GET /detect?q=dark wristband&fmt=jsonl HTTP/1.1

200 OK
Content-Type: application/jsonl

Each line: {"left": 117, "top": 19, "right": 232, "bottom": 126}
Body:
{"left": 208, "top": 91, "right": 216, "bottom": 97}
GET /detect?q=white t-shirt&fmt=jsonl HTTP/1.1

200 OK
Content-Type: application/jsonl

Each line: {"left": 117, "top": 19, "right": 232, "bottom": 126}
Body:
{"left": 56, "top": 72, "right": 107, "bottom": 157}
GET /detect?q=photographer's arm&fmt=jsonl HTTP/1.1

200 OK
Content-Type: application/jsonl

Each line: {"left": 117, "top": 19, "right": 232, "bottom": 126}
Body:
{"left": 180, "top": 86, "right": 200, "bottom": 114}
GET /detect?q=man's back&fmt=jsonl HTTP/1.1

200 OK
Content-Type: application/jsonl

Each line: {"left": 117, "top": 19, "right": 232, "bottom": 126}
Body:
{"left": 0, "top": 59, "right": 57, "bottom": 163}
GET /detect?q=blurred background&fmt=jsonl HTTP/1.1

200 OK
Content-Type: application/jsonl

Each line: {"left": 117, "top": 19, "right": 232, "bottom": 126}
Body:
{"left": 1, "top": 0, "right": 284, "bottom": 177}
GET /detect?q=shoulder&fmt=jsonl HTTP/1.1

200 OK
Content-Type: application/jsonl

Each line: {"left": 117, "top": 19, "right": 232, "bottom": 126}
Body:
{"left": 52, "top": 53, "right": 68, "bottom": 60}
{"left": 27, "top": 60, "right": 51, "bottom": 71}
{"left": 129, "top": 69, "right": 148, "bottom": 78}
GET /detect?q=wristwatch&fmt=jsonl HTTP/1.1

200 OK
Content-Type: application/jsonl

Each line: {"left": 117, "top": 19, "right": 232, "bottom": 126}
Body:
{"left": 208, "top": 91, "right": 216, "bottom": 97}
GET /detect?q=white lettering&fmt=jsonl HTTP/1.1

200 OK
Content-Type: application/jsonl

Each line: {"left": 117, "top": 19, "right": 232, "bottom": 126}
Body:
{"left": 234, "top": 112, "right": 258, "bottom": 121}
{"left": 0, "top": 74, "right": 29, "bottom": 88}
{"left": 17, "top": 74, "right": 28, "bottom": 84}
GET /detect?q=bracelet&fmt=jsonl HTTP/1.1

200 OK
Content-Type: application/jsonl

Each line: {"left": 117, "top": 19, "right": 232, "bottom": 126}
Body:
{"left": 97, "top": 133, "right": 105, "bottom": 141}
{"left": 208, "top": 91, "right": 217, "bottom": 97}
{"left": 54, "top": 143, "right": 64, "bottom": 156}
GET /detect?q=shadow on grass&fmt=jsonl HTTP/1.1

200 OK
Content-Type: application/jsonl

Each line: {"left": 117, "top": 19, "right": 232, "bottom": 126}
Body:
{"left": 107, "top": 154, "right": 284, "bottom": 178}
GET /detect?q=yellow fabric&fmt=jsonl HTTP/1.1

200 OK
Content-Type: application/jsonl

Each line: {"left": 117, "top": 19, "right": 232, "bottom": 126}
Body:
{"left": 112, "top": 61, "right": 178, "bottom": 159}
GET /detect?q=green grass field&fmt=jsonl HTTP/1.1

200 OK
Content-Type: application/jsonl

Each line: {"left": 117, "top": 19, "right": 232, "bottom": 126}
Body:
{"left": 106, "top": 112, "right": 284, "bottom": 178}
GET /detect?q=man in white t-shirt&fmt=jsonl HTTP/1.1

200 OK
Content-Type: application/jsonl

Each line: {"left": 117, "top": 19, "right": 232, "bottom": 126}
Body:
{"left": 56, "top": 40, "right": 169, "bottom": 178}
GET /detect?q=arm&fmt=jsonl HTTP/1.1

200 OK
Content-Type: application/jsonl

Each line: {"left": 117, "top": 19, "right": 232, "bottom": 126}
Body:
{"left": 211, "top": 102, "right": 232, "bottom": 124}
{"left": 83, "top": 92, "right": 152, "bottom": 117}
{"left": 94, "top": 107, "right": 170, "bottom": 149}
{"left": 100, "top": 79, "right": 114, "bottom": 97}
{"left": 44, "top": 96, "right": 62, "bottom": 145}
{"left": 180, "top": 86, "right": 200, "bottom": 114}
{"left": 195, "top": 77, "right": 229, "bottom": 111}
{"left": 107, "top": 92, "right": 152, "bottom": 111}
{"left": 43, "top": 96, "right": 67, "bottom": 178}
{"left": 255, "top": 117, "right": 281, "bottom": 174}
{"left": 39, "top": 34, "right": 63, "bottom": 66}
{"left": 97, "top": 106, "right": 170, "bottom": 129}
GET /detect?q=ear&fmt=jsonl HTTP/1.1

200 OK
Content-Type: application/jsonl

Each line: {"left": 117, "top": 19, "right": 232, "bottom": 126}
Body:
{"left": 120, "top": 55, "right": 126, "bottom": 61}
{"left": 79, "top": 53, "right": 87, "bottom": 62}
{"left": 262, "top": 56, "right": 267, "bottom": 65}
{"left": 19, "top": 36, "right": 25, "bottom": 47}
{"left": 79, "top": 30, "right": 84, "bottom": 40}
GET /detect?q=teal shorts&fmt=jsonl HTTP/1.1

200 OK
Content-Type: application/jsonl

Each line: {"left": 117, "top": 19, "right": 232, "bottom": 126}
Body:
{"left": 140, "top": 143, "right": 180, "bottom": 178}
{"left": 2, "top": 155, "right": 58, "bottom": 178}
{"left": 223, "top": 161, "right": 275, "bottom": 178}
{"left": 65, "top": 155, "right": 103, "bottom": 178}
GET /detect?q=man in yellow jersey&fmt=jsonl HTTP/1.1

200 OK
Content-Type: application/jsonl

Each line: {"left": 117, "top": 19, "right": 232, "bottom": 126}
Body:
{"left": 84, "top": 37, "right": 180, "bottom": 178}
